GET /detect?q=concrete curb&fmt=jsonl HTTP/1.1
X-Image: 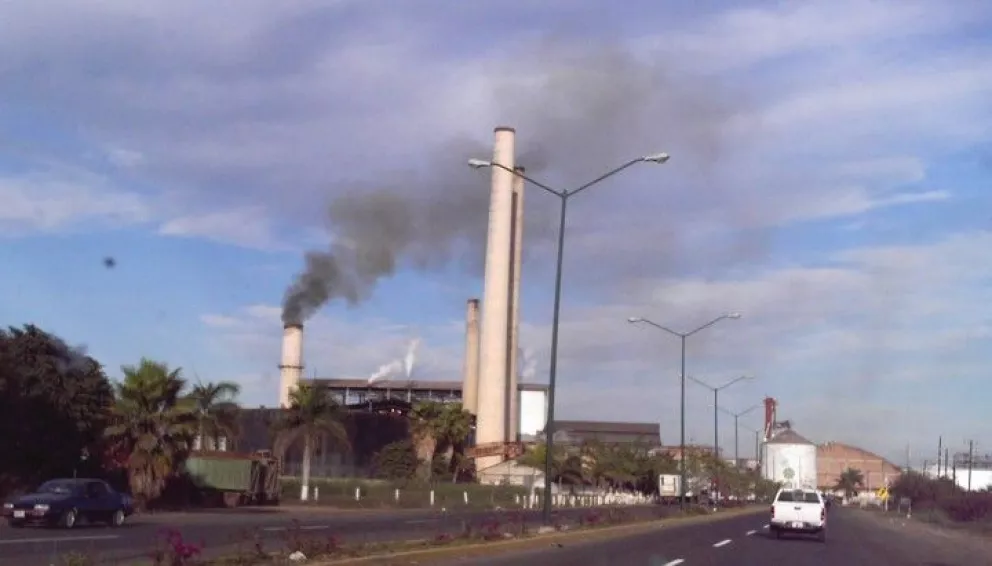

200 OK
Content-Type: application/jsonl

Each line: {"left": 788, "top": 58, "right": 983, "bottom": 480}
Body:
{"left": 311, "top": 506, "right": 766, "bottom": 565}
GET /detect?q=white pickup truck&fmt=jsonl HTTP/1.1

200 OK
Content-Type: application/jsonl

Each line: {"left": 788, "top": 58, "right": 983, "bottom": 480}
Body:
{"left": 769, "top": 487, "right": 826, "bottom": 542}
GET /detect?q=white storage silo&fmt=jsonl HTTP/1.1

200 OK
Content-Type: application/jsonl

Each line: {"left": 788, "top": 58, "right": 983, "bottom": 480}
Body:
{"left": 762, "top": 428, "right": 818, "bottom": 489}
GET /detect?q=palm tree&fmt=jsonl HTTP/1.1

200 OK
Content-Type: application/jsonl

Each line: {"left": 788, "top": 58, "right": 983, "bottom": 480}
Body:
{"left": 273, "top": 384, "right": 350, "bottom": 501}
{"left": 408, "top": 401, "right": 446, "bottom": 482}
{"left": 834, "top": 467, "right": 865, "bottom": 498}
{"left": 187, "top": 380, "right": 241, "bottom": 451}
{"left": 436, "top": 403, "right": 474, "bottom": 481}
{"left": 517, "top": 443, "right": 584, "bottom": 485}
{"left": 104, "top": 358, "right": 198, "bottom": 505}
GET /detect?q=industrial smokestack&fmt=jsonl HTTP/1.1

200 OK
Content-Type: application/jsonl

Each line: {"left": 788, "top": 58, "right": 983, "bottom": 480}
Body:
{"left": 506, "top": 166, "right": 525, "bottom": 442}
{"left": 476, "top": 126, "right": 515, "bottom": 469}
{"left": 462, "top": 298, "right": 481, "bottom": 415}
{"left": 279, "top": 323, "right": 304, "bottom": 408}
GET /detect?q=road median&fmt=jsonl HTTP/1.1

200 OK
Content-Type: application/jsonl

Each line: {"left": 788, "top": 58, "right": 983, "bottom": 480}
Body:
{"left": 308, "top": 505, "right": 765, "bottom": 566}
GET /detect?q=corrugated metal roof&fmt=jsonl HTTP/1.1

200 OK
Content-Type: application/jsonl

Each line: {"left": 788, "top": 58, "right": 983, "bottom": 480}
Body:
{"left": 309, "top": 378, "right": 549, "bottom": 392}
{"left": 766, "top": 428, "right": 815, "bottom": 445}
{"left": 554, "top": 420, "right": 659, "bottom": 435}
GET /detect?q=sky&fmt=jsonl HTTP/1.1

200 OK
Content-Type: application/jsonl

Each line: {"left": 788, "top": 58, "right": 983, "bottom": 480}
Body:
{"left": 1, "top": 0, "right": 991, "bottom": 466}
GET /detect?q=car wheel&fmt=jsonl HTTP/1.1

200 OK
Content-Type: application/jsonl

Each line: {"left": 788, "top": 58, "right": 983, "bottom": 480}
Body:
{"left": 60, "top": 509, "right": 78, "bottom": 529}
{"left": 110, "top": 509, "right": 126, "bottom": 527}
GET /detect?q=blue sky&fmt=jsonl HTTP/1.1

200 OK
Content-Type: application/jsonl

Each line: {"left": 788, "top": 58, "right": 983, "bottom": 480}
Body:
{"left": 1, "top": 0, "right": 991, "bottom": 464}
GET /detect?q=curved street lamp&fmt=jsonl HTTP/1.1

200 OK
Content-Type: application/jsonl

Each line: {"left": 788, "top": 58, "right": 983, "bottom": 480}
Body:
{"left": 627, "top": 313, "right": 741, "bottom": 510}
{"left": 689, "top": 374, "right": 753, "bottom": 498}
{"left": 717, "top": 402, "right": 763, "bottom": 468}
{"left": 469, "top": 152, "right": 670, "bottom": 525}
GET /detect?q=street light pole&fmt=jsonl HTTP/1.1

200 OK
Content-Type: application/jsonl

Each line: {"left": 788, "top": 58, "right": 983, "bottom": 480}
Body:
{"left": 687, "top": 374, "right": 751, "bottom": 502}
{"left": 470, "top": 152, "right": 670, "bottom": 525}
{"left": 716, "top": 403, "right": 761, "bottom": 467}
{"left": 627, "top": 314, "right": 742, "bottom": 510}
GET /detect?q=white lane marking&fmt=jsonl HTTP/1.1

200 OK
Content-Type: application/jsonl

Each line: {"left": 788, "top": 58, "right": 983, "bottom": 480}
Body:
{"left": 262, "top": 525, "right": 328, "bottom": 532}
{"left": 0, "top": 535, "right": 120, "bottom": 545}
{"left": 662, "top": 560, "right": 685, "bottom": 566}
{"left": 404, "top": 519, "right": 435, "bottom": 524}
{"left": 713, "top": 538, "right": 732, "bottom": 548}
{"left": 746, "top": 529, "right": 757, "bottom": 536}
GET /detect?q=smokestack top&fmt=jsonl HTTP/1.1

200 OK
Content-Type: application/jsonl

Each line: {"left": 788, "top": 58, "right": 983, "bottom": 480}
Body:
{"left": 514, "top": 166, "right": 525, "bottom": 173}
{"left": 467, "top": 298, "right": 480, "bottom": 306}
{"left": 283, "top": 322, "right": 303, "bottom": 330}
{"left": 494, "top": 126, "right": 516, "bottom": 133}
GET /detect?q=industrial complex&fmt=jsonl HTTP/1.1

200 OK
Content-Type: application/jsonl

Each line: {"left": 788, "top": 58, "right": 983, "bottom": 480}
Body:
{"left": 267, "top": 125, "right": 906, "bottom": 494}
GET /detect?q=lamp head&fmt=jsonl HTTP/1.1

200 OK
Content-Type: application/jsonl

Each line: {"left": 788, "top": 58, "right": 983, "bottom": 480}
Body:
{"left": 642, "top": 152, "right": 671, "bottom": 164}
{"left": 726, "top": 312, "right": 743, "bottom": 319}
{"left": 627, "top": 317, "right": 642, "bottom": 323}
{"left": 467, "top": 158, "right": 492, "bottom": 169}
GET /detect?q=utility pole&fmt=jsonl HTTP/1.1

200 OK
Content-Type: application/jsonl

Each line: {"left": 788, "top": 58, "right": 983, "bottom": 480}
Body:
{"left": 905, "top": 445, "right": 911, "bottom": 472}
{"left": 968, "top": 440, "right": 975, "bottom": 492}
{"left": 944, "top": 448, "right": 949, "bottom": 479}
{"left": 937, "top": 436, "right": 942, "bottom": 476}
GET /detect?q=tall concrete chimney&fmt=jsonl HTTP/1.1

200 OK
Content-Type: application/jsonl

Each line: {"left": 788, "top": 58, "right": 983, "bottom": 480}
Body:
{"left": 461, "top": 298, "right": 481, "bottom": 415}
{"left": 506, "top": 166, "right": 525, "bottom": 442}
{"left": 476, "top": 126, "right": 515, "bottom": 470}
{"left": 279, "top": 323, "right": 304, "bottom": 408}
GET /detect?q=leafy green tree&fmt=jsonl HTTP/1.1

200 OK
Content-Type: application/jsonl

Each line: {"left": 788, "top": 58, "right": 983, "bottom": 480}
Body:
{"left": 371, "top": 440, "right": 418, "bottom": 481}
{"left": 0, "top": 325, "right": 114, "bottom": 496}
{"left": 104, "top": 358, "right": 198, "bottom": 505}
{"left": 187, "top": 380, "right": 241, "bottom": 450}
{"left": 273, "top": 384, "right": 350, "bottom": 500}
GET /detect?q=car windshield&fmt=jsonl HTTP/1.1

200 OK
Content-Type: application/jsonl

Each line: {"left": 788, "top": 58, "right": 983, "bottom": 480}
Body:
{"left": 36, "top": 480, "right": 79, "bottom": 495}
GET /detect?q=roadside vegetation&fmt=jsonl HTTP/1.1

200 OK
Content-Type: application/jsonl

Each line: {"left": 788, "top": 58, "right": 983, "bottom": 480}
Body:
{"left": 889, "top": 471, "right": 992, "bottom": 528}
{"left": 1, "top": 322, "right": 776, "bottom": 514}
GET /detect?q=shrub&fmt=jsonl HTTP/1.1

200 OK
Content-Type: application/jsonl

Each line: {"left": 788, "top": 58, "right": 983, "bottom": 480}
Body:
{"left": 938, "top": 493, "right": 992, "bottom": 523}
{"left": 371, "top": 440, "right": 418, "bottom": 481}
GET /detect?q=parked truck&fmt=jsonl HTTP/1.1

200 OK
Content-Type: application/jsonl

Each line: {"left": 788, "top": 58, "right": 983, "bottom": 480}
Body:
{"left": 657, "top": 474, "right": 698, "bottom": 504}
{"left": 184, "top": 450, "right": 280, "bottom": 507}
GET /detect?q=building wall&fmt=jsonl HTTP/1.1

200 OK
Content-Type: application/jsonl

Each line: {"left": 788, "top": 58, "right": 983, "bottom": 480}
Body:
{"left": 519, "top": 389, "right": 548, "bottom": 440}
{"left": 922, "top": 464, "right": 992, "bottom": 491}
{"left": 817, "top": 442, "right": 902, "bottom": 490}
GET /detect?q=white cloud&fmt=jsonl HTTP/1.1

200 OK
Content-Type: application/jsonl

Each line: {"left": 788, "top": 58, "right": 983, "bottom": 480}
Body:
{"left": 2, "top": 0, "right": 986, "bottom": 251}
{"left": 516, "top": 230, "right": 992, "bottom": 460}
{"left": 3, "top": 0, "right": 992, "bottom": 463}
{"left": 0, "top": 173, "right": 151, "bottom": 235}
{"left": 158, "top": 207, "right": 285, "bottom": 250}
{"left": 198, "top": 230, "right": 992, "bottom": 461}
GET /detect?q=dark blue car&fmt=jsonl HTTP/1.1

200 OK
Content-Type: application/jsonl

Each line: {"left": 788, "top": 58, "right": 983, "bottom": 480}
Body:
{"left": 2, "top": 478, "right": 134, "bottom": 528}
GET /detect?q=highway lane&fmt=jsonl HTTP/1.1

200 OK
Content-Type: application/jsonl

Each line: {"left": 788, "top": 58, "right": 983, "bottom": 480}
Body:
{"left": 0, "top": 504, "right": 670, "bottom": 565}
{"left": 457, "top": 506, "right": 990, "bottom": 565}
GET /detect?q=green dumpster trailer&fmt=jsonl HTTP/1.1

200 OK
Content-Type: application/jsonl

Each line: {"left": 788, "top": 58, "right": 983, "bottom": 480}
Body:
{"left": 184, "top": 451, "right": 280, "bottom": 507}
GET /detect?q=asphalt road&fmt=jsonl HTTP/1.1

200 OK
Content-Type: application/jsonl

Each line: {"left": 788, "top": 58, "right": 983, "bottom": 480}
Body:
{"left": 0, "top": 504, "right": 666, "bottom": 565}
{"left": 456, "top": 506, "right": 991, "bottom": 566}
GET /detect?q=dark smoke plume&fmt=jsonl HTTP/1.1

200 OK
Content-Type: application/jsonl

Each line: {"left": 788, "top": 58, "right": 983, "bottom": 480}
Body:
{"left": 281, "top": 39, "right": 745, "bottom": 324}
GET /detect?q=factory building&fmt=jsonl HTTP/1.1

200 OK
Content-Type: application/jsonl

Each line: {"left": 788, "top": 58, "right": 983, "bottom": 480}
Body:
{"left": 548, "top": 421, "right": 661, "bottom": 446}
{"left": 309, "top": 377, "right": 550, "bottom": 442}
{"left": 817, "top": 442, "right": 902, "bottom": 491}
{"left": 923, "top": 453, "right": 992, "bottom": 491}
